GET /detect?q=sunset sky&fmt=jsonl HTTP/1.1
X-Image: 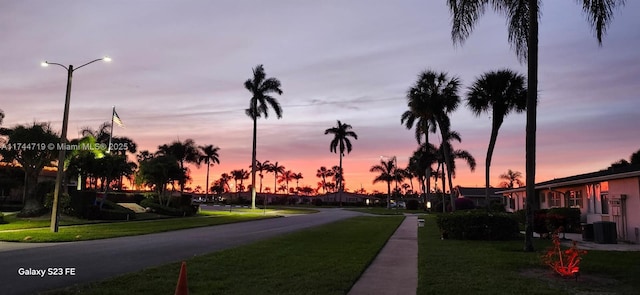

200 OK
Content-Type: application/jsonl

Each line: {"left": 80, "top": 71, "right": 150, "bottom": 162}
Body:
{"left": 1, "top": 1, "right": 639, "bottom": 193}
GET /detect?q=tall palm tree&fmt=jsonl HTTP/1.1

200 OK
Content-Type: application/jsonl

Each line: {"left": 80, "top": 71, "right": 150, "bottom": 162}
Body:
{"left": 325, "top": 120, "right": 358, "bottom": 206}
{"left": 268, "top": 162, "right": 285, "bottom": 195}
{"left": 316, "top": 166, "right": 334, "bottom": 194}
{"left": 198, "top": 145, "right": 220, "bottom": 201}
{"left": 370, "top": 159, "right": 395, "bottom": 209}
{"left": 245, "top": 64, "right": 283, "bottom": 209}
{"left": 403, "top": 71, "right": 460, "bottom": 207}
{"left": 402, "top": 72, "right": 440, "bottom": 204}
{"left": 467, "top": 69, "right": 527, "bottom": 209}
{"left": 447, "top": 0, "right": 625, "bottom": 252}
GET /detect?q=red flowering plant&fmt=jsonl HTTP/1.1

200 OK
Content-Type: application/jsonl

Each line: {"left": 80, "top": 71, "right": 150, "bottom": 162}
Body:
{"left": 541, "top": 228, "right": 587, "bottom": 279}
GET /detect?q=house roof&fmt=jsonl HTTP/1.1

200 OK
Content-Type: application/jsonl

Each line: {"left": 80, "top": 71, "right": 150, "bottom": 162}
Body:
{"left": 455, "top": 186, "right": 503, "bottom": 198}
{"left": 497, "top": 165, "right": 640, "bottom": 194}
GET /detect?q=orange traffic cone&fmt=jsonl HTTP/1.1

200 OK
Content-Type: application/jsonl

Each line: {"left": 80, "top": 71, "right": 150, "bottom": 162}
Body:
{"left": 174, "top": 261, "right": 188, "bottom": 295}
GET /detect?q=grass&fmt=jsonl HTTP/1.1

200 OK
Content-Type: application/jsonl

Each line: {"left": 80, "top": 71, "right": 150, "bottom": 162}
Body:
{"left": 418, "top": 215, "right": 640, "bottom": 294}
{"left": 0, "top": 211, "right": 283, "bottom": 242}
{"left": 347, "top": 207, "right": 424, "bottom": 215}
{"left": 47, "top": 216, "right": 404, "bottom": 295}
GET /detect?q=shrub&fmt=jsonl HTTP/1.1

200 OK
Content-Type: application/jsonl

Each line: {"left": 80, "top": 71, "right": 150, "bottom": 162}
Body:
{"left": 454, "top": 197, "right": 475, "bottom": 211}
{"left": 406, "top": 199, "right": 420, "bottom": 210}
{"left": 44, "top": 193, "right": 74, "bottom": 216}
{"left": 314, "top": 199, "right": 323, "bottom": 206}
{"left": 490, "top": 201, "right": 506, "bottom": 212}
{"left": 0, "top": 212, "right": 4, "bottom": 224}
{"left": 547, "top": 208, "right": 581, "bottom": 233}
{"left": 436, "top": 211, "right": 519, "bottom": 240}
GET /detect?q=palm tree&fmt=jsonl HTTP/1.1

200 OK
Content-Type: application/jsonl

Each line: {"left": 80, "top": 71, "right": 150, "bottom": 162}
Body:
{"left": 245, "top": 64, "right": 283, "bottom": 209}
{"left": 370, "top": 159, "right": 395, "bottom": 209}
{"left": 252, "top": 160, "right": 271, "bottom": 193}
{"left": 436, "top": 131, "right": 477, "bottom": 208}
{"left": 325, "top": 120, "right": 358, "bottom": 206}
{"left": 499, "top": 169, "right": 524, "bottom": 189}
{"left": 81, "top": 122, "right": 111, "bottom": 144}
{"left": 292, "top": 172, "right": 304, "bottom": 192}
{"left": 447, "top": 0, "right": 625, "bottom": 252}
{"left": 198, "top": 145, "right": 220, "bottom": 201}
{"left": 278, "top": 170, "right": 295, "bottom": 193}
{"left": 268, "top": 162, "right": 285, "bottom": 195}
{"left": 219, "top": 173, "right": 232, "bottom": 193}
{"left": 403, "top": 71, "right": 460, "bottom": 208}
{"left": 467, "top": 69, "right": 527, "bottom": 209}
{"left": 316, "top": 166, "right": 334, "bottom": 194}
{"left": 157, "top": 139, "right": 200, "bottom": 193}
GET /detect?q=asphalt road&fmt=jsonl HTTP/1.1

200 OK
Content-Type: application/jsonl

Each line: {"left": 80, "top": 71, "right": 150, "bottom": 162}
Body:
{"left": 0, "top": 208, "right": 362, "bottom": 295}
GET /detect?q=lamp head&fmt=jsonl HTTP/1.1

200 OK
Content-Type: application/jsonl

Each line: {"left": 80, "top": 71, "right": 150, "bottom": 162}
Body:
{"left": 103, "top": 56, "right": 112, "bottom": 62}
{"left": 41, "top": 61, "right": 49, "bottom": 67}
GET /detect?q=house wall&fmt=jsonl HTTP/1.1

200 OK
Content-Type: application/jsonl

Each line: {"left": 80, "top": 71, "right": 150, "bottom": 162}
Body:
{"left": 608, "top": 177, "right": 640, "bottom": 243}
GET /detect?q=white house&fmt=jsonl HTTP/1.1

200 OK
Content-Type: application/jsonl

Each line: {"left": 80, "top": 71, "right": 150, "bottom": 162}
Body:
{"left": 498, "top": 166, "right": 640, "bottom": 243}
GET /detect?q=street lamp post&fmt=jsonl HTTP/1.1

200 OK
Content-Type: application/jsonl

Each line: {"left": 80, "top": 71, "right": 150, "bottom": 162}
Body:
{"left": 42, "top": 57, "right": 110, "bottom": 232}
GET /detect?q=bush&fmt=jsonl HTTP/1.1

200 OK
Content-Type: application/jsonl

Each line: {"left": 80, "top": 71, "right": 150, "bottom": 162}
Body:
{"left": 44, "top": 193, "right": 74, "bottom": 216}
{"left": 436, "top": 211, "right": 519, "bottom": 240}
{"left": 490, "top": 201, "right": 506, "bottom": 212}
{"left": 547, "top": 208, "right": 581, "bottom": 233}
{"left": 314, "top": 199, "right": 323, "bottom": 206}
{"left": 454, "top": 198, "right": 475, "bottom": 211}
{"left": 406, "top": 199, "right": 420, "bottom": 210}
{"left": 0, "top": 212, "right": 4, "bottom": 224}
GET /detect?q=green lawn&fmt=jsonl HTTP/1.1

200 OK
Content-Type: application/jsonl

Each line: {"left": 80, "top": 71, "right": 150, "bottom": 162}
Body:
{"left": 0, "top": 211, "right": 283, "bottom": 242}
{"left": 418, "top": 215, "right": 640, "bottom": 294}
{"left": 46, "top": 216, "right": 404, "bottom": 295}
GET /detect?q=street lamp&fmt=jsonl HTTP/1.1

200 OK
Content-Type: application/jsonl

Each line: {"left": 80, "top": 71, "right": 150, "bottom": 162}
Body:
{"left": 42, "top": 56, "right": 111, "bottom": 232}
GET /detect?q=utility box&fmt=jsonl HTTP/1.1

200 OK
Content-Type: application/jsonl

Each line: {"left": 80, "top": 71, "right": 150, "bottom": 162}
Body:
{"left": 593, "top": 221, "right": 617, "bottom": 244}
{"left": 581, "top": 223, "right": 594, "bottom": 241}
{"left": 418, "top": 219, "right": 425, "bottom": 227}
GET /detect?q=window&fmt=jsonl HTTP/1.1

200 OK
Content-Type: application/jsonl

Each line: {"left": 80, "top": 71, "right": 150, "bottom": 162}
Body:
{"left": 509, "top": 196, "right": 515, "bottom": 209}
{"left": 548, "top": 192, "right": 561, "bottom": 207}
{"left": 568, "top": 190, "right": 583, "bottom": 208}
{"left": 601, "top": 193, "right": 609, "bottom": 214}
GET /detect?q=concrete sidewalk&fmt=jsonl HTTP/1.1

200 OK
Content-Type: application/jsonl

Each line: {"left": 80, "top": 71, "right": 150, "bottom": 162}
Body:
{"left": 348, "top": 215, "right": 418, "bottom": 295}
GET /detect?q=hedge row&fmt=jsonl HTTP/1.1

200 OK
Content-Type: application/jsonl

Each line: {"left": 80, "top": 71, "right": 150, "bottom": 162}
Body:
{"left": 436, "top": 210, "right": 519, "bottom": 240}
{"left": 515, "top": 208, "right": 581, "bottom": 234}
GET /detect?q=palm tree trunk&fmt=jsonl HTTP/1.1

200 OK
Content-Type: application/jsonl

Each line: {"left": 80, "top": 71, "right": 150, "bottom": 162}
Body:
{"left": 485, "top": 118, "right": 502, "bottom": 210}
{"left": 524, "top": 0, "right": 538, "bottom": 252}
{"left": 338, "top": 153, "right": 343, "bottom": 207}
{"left": 440, "top": 128, "right": 456, "bottom": 211}
{"left": 424, "top": 121, "right": 431, "bottom": 207}
{"left": 259, "top": 175, "right": 263, "bottom": 193}
{"left": 387, "top": 181, "right": 391, "bottom": 209}
{"left": 251, "top": 115, "right": 258, "bottom": 209}
{"left": 205, "top": 163, "right": 210, "bottom": 201}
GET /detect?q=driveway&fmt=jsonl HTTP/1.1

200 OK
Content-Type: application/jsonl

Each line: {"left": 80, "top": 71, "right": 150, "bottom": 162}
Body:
{"left": 0, "top": 208, "right": 361, "bottom": 295}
